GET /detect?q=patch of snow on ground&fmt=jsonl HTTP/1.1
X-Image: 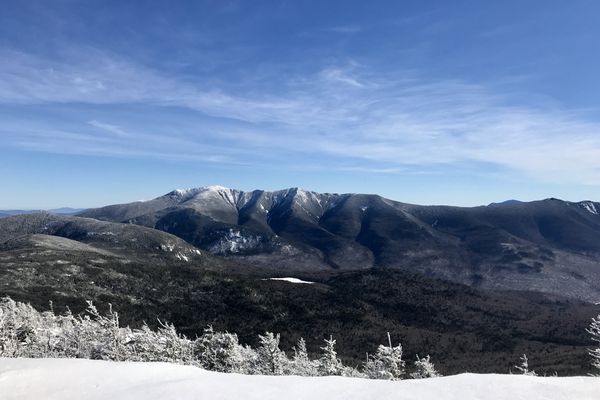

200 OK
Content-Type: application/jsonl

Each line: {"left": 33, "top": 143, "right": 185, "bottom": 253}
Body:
{"left": 265, "top": 277, "right": 315, "bottom": 284}
{"left": 209, "top": 229, "right": 263, "bottom": 254}
{"left": 86, "top": 231, "right": 116, "bottom": 238}
{"left": 160, "top": 243, "right": 175, "bottom": 252}
{"left": 295, "top": 188, "right": 310, "bottom": 204}
{"left": 0, "top": 358, "right": 598, "bottom": 400}
{"left": 196, "top": 185, "right": 241, "bottom": 207}
{"left": 500, "top": 242, "right": 517, "bottom": 250}
{"left": 203, "top": 185, "right": 230, "bottom": 192}
{"left": 170, "top": 188, "right": 204, "bottom": 200}
{"left": 581, "top": 201, "right": 598, "bottom": 215}
{"left": 279, "top": 244, "right": 300, "bottom": 255}
{"left": 175, "top": 253, "right": 189, "bottom": 262}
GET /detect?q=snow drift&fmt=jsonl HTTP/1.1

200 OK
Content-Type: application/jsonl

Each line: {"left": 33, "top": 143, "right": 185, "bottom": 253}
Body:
{"left": 0, "top": 358, "right": 598, "bottom": 400}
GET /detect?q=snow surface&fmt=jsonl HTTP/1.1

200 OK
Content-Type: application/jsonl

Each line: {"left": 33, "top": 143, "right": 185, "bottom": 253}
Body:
{"left": 581, "top": 201, "right": 598, "bottom": 215}
{"left": 175, "top": 252, "right": 189, "bottom": 262}
{"left": 0, "top": 358, "right": 598, "bottom": 400}
{"left": 160, "top": 243, "right": 175, "bottom": 252}
{"left": 265, "top": 277, "right": 315, "bottom": 284}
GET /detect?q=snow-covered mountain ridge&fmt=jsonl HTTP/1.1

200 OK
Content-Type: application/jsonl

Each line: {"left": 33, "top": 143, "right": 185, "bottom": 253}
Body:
{"left": 165, "top": 185, "right": 345, "bottom": 220}
{"left": 78, "top": 187, "right": 600, "bottom": 302}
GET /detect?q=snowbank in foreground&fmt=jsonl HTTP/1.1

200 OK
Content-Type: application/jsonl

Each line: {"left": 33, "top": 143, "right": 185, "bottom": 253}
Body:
{"left": 0, "top": 358, "right": 598, "bottom": 400}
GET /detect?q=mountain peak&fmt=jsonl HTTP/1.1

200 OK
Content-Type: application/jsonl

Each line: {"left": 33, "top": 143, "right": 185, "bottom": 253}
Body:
{"left": 487, "top": 200, "right": 523, "bottom": 207}
{"left": 168, "top": 188, "right": 205, "bottom": 200}
{"left": 168, "top": 185, "right": 237, "bottom": 200}
{"left": 203, "top": 185, "right": 233, "bottom": 192}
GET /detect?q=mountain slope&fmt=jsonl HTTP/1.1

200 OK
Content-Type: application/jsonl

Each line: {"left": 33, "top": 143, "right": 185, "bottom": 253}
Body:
{"left": 0, "top": 213, "right": 216, "bottom": 267}
{"left": 79, "top": 187, "right": 600, "bottom": 302}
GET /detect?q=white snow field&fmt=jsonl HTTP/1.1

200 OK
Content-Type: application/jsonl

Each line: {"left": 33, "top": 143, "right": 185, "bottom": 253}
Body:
{"left": 0, "top": 358, "right": 598, "bottom": 400}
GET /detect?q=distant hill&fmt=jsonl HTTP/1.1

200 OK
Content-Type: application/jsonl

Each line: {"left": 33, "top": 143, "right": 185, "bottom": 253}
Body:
{"left": 0, "top": 208, "right": 86, "bottom": 217}
{"left": 0, "top": 212, "right": 222, "bottom": 267}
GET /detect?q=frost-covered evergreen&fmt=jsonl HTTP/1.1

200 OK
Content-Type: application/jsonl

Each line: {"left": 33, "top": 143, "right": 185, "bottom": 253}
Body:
{"left": 193, "top": 326, "right": 253, "bottom": 373}
{"left": 289, "top": 337, "right": 319, "bottom": 376}
{"left": 587, "top": 314, "right": 600, "bottom": 373}
{"left": 0, "top": 297, "right": 193, "bottom": 363}
{"left": 0, "top": 297, "right": 46, "bottom": 357}
{"left": 513, "top": 354, "right": 537, "bottom": 376}
{"left": 318, "top": 336, "right": 345, "bottom": 376}
{"left": 0, "top": 296, "right": 442, "bottom": 380}
{"left": 128, "top": 320, "right": 194, "bottom": 363}
{"left": 255, "top": 332, "right": 288, "bottom": 375}
{"left": 363, "top": 333, "right": 405, "bottom": 380}
{"left": 411, "top": 355, "right": 440, "bottom": 379}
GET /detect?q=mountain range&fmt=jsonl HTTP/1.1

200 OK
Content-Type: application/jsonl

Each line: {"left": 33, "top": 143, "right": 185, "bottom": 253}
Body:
{"left": 0, "top": 208, "right": 85, "bottom": 217}
{"left": 79, "top": 186, "right": 600, "bottom": 302}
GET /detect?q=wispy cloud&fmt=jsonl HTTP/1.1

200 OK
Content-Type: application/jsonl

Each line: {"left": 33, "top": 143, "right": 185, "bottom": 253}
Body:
{"left": 88, "top": 120, "right": 129, "bottom": 136}
{"left": 325, "top": 25, "right": 363, "bottom": 34}
{"left": 1, "top": 46, "right": 600, "bottom": 185}
{"left": 336, "top": 166, "right": 408, "bottom": 174}
{"left": 319, "top": 67, "right": 368, "bottom": 88}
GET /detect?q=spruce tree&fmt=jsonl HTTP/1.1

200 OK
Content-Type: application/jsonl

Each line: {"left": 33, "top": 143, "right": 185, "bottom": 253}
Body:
{"left": 290, "top": 337, "right": 319, "bottom": 376}
{"left": 318, "top": 336, "right": 344, "bottom": 376}
{"left": 411, "top": 355, "right": 440, "bottom": 379}
{"left": 363, "top": 333, "right": 405, "bottom": 380}
{"left": 514, "top": 354, "right": 537, "bottom": 376}
{"left": 255, "top": 332, "right": 287, "bottom": 375}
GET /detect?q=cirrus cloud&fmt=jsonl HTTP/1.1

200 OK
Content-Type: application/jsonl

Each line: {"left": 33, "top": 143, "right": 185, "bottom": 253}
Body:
{"left": 1, "top": 46, "right": 600, "bottom": 185}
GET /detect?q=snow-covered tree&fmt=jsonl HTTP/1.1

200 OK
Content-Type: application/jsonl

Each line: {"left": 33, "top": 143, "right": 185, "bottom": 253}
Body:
{"left": 1, "top": 297, "right": 441, "bottom": 381}
{"left": 340, "top": 365, "right": 367, "bottom": 378}
{"left": 0, "top": 297, "right": 64, "bottom": 358}
{"left": 513, "top": 354, "right": 537, "bottom": 376}
{"left": 288, "top": 337, "right": 319, "bottom": 376}
{"left": 147, "top": 320, "right": 194, "bottom": 363}
{"left": 193, "top": 326, "right": 249, "bottom": 373}
{"left": 125, "top": 323, "right": 162, "bottom": 361}
{"left": 81, "top": 301, "right": 128, "bottom": 360}
{"left": 411, "top": 355, "right": 440, "bottom": 379}
{"left": 255, "top": 332, "right": 288, "bottom": 375}
{"left": 363, "top": 333, "right": 405, "bottom": 380}
{"left": 318, "top": 336, "right": 345, "bottom": 376}
{"left": 363, "top": 353, "right": 382, "bottom": 379}
{"left": 587, "top": 314, "right": 600, "bottom": 373}
{"left": 0, "top": 297, "right": 27, "bottom": 357}
{"left": 237, "top": 344, "right": 258, "bottom": 374}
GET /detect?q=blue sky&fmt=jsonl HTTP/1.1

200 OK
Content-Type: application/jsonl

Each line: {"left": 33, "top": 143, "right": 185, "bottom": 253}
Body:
{"left": 1, "top": 0, "right": 600, "bottom": 208}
